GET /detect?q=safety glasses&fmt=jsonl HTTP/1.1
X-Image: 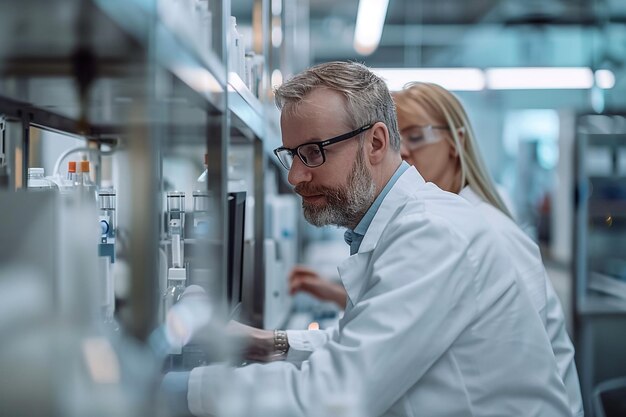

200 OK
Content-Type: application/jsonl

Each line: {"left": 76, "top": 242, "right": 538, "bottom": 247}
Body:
{"left": 400, "top": 125, "right": 449, "bottom": 151}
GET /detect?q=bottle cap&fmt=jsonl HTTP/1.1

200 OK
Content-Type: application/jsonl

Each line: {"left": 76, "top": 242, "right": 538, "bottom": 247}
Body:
{"left": 80, "top": 161, "right": 90, "bottom": 173}
{"left": 68, "top": 161, "right": 76, "bottom": 173}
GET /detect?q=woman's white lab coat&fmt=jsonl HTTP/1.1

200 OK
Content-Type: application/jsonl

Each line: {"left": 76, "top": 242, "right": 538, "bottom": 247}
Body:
{"left": 459, "top": 186, "right": 583, "bottom": 417}
{"left": 187, "top": 167, "right": 571, "bottom": 417}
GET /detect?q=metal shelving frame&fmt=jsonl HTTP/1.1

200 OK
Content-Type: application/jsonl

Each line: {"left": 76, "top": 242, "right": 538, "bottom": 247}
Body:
{"left": 0, "top": 0, "right": 283, "bottom": 339}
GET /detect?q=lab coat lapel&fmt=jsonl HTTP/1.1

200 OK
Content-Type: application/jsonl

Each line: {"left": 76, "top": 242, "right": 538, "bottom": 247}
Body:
{"left": 338, "top": 252, "right": 371, "bottom": 306}
{"left": 337, "top": 167, "right": 425, "bottom": 305}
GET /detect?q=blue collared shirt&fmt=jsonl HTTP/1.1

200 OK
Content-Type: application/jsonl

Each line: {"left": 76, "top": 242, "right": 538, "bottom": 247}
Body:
{"left": 344, "top": 161, "right": 410, "bottom": 255}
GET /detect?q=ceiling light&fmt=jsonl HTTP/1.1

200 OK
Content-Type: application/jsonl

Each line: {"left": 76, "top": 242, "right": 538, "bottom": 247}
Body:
{"left": 353, "top": 0, "right": 390, "bottom": 56}
{"left": 271, "top": 69, "right": 283, "bottom": 88}
{"left": 595, "top": 69, "right": 616, "bottom": 89}
{"left": 486, "top": 67, "right": 595, "bottom": 90}
{"left": 372, "top": 68, "right": 486, "bottom": 91}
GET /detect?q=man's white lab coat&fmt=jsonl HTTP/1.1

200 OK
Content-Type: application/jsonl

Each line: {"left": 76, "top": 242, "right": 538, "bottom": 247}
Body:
{"left": 188, "top": 167, "right": 571, "bottom": 417}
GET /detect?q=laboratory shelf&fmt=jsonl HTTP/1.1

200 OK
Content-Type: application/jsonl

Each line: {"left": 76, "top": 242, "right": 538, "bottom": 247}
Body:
{"left": 227, "top": 73, "right": 282, "bottom": 161}
{"left": 0, "top": 95, "right": 97, "bottom": 136}
{"left": 228, "top": 73, "right": 266, "bottom": 141}
{"left": 0, "top": 0, "right": 226, "bottom": 133}
{"left": 0, "top": 0, "right": 284, "bottom": 148}
{"left": 95, "top": 0, "right": 226, "bottom": 112}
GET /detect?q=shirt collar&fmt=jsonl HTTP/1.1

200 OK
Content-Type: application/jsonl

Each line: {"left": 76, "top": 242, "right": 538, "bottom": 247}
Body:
{"left": 344, "top": 161, "right": 410, "bottom": 255}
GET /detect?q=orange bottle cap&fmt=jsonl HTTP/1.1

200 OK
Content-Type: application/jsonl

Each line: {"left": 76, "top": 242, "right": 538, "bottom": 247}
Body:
{"left": 80, "top": 161, "right": 90, "bottom": 173}
{"left": 68, "top": 161, "right": 76, "bottom": 173}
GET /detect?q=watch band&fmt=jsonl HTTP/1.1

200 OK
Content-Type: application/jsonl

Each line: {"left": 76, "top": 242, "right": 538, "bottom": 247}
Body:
{"left": 274, "top": 329, "right": 289, "bottom": 355}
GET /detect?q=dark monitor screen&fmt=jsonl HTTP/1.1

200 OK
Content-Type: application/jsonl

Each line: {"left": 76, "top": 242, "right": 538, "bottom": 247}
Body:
{"left": 227, "top": 191, "right": 246, "bottom": 312}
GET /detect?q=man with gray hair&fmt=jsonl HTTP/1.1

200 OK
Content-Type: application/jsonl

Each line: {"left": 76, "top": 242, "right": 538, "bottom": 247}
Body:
{"left": 166, "top": 61, "right": 572, "bottom": 417}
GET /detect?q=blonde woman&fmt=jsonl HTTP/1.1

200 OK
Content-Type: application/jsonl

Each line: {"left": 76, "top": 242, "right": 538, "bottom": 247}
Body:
{"left": 394, "top": 82, "right": 582, "bottom": 416}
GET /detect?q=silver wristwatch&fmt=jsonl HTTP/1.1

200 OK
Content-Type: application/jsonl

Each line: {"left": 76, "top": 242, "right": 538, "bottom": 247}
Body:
{"left": 273, "top": 329, "right": 289, "bottom": 355}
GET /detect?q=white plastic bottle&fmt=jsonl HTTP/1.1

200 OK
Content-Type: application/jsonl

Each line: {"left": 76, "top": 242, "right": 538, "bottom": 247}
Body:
{"left": 196, "top": 0, "right": 212, "bottom": 52}
{"left": 229, "top": 16, "right": 245, "bottom": 79}
{"left": 237, "top": 31, "right": 246, "bottom": 80}
{"left": 78, "top": 160, "right": 97, "bottom": 198}
{"left": 55, "top": 161, "right": 78, "bottom": 192}
{"left": 196, "top": 153, "right": 208, "bottom": 183}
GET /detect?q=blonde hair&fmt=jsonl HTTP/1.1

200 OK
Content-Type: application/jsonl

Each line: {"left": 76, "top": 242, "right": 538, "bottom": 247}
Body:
{"left": 274, "top": 61, "right": 401, "bottom": 151}
{"left": 392, "top": 82, "right": 513, "bottom": 218}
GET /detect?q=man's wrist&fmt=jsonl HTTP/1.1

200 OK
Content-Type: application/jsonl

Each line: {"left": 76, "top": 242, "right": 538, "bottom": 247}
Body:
{"left": 273, "top": 329, "right": 289, "bottom": 355}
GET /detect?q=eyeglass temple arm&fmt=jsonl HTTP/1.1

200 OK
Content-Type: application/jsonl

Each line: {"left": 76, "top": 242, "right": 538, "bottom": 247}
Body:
{"left": 320, "top": 124, "right": 374, "bottom": 147}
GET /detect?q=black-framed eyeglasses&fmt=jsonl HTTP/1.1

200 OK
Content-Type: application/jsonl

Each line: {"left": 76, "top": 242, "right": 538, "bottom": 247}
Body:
{"left": 400, "top": 125, "right": 449, "bottom": 150}
{"left": 273, "top": 123, "right": 374, "bottom": 170}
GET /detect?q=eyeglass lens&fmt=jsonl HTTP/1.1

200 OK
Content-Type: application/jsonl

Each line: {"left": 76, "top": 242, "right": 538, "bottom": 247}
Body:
{"left": 298, "top": 144, "right": 324, "bottom": 167}
{"left": 276, "top": 150, "right": 294, "bottom": 169}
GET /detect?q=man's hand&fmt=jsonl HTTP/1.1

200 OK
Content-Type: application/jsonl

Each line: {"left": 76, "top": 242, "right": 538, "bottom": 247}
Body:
{"left": 227, "top": 321, "right": 281, "bottom": 362}
{"left": 289, "top": 265, "right": 347, "bottom": 309}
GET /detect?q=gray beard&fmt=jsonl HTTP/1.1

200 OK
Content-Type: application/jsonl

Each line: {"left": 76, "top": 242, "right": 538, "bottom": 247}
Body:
{"left": 299, "top": 150, "right": 377, "bottom": 229}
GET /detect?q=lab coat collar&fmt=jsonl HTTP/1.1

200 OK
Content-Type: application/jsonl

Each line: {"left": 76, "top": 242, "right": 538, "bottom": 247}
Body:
{"left": 338, "top": 166, "right": 425, "bottom": 304}
{"left": 358, "top": 166, "right": 425, "bottom": 253}
{"left": 459, "top": 185, "right": 482, "bottom": 206}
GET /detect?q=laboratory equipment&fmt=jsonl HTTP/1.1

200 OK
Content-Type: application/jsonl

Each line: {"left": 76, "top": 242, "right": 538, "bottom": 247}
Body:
{"left": 163, "top": 269, "right": 187, "bottom": 319}
{"left": 263, "top": 194, "right": 297, "bottom": 329}
{"left": 192, "top": 190, "right": 211, "bottom": 237}
{"left": 99, "top": 188, "right": 117, "bottom": 243}
{"left": 27, "top": 167, "right": 57, "bottom": 190}
{"left": 0, "top": 0, "right": 289, "bottom": 411}
{"left": 574, "top": 113, "right": 626, "bottom": 414}
{"left": 227, "top": 191, "right": 246, "bottom": 314}
{"left": 164, "top": 191, "right": 187, "bottom": 342}
{"left": 0, "top": 192, "right": 157, "bottom": 416}
{"left": 166, "top": 191, "right": 186, "bottom": 267}
{"left": 98, "top": 188, "right": 117, "bottom": 324}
